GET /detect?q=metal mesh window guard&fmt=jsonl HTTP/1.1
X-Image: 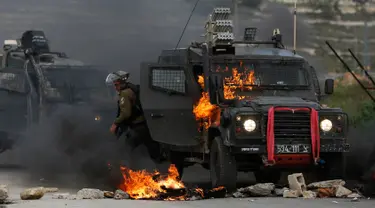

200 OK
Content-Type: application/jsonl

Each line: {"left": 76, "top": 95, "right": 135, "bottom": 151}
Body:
{"left": 152, "top": 69, "right": 186, "bottom": 93}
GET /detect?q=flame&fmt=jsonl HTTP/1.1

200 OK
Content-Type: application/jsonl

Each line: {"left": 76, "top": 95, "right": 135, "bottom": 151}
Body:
{"left": 192, "top": 76, "right": 219, "bottom": 130}
{"left": 192, "top": 64, "right": 255, "bottom": 129}
{"left": 120, "top": 164, "right": 185, "bottom": 200}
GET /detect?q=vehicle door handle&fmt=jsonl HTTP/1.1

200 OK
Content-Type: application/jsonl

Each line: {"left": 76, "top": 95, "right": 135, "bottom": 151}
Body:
{"left": 150, "top": 113, "right": 164, "bottom": 118}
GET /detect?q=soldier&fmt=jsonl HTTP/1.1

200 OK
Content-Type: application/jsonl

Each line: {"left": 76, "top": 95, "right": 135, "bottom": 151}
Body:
{"left": 105, "top": 71, "right": 166, "bottom": 167}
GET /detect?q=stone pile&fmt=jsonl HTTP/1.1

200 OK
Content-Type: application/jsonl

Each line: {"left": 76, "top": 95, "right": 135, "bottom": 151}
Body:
{"left": 231, "top": 173, "right": 363, "bottom": 200}
{"left": 0, "top": 173, "right": 364, "bottom": 202}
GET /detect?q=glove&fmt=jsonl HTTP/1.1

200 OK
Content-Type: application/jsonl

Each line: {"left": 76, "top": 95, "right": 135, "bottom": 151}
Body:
{"left": 110, "top": 123, "right": 117, "bottom": 134}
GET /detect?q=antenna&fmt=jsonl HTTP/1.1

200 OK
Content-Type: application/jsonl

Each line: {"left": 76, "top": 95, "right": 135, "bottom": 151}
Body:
{"left": 174, "top": 0, "right": 200, "bottom": 50}
{"left": 293, "top": 0, "right": 297, "bottom": 54}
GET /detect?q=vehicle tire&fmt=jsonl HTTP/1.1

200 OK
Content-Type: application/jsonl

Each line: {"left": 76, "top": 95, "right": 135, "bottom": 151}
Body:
{"left": 210, "top": 136, "right": 237, "bottom": 191}
{"left": 318, "top": 153, "right": 346, "bottom": 180}
{"left": 254, "top": 170, "right": 281, "bottom": 184}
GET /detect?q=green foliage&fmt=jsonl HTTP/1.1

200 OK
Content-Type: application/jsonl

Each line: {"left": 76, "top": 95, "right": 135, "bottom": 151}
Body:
{"left": 323, "top": 82, "right": 375, "bottom": 126}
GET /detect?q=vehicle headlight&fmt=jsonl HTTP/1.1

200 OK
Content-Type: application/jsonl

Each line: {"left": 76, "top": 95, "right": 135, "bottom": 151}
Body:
{"left": 94, "top": 115, "right": 101, "bottom": 121}
{"left": 243, "top": 119, "right": 256, "bottom": 132}
{"left": 320, "top": 119, "right": 332, "bottom": 132}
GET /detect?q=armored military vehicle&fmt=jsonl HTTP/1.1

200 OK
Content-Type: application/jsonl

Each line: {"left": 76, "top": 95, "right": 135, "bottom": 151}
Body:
{"left": 140, "top": 8, "right": 350, "bottom": 190}
{"left": 0, "top": 30, "right": 115, "bottom": 153}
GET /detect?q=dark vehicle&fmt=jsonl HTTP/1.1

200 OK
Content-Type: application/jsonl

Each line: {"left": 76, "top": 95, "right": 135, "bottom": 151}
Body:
{"left": 139, "top": 8, "right": 350, "bottom": 190}
{"left": 0, "top": 30, "right": 116, "bottom": 153}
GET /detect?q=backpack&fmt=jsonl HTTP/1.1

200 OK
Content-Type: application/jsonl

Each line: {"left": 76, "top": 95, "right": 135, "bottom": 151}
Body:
{"left": 127, "top": 82, "right": 144, "bottom": 115}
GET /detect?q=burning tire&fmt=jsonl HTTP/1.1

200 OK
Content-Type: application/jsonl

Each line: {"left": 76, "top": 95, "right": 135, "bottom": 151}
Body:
{"left": 210, "top": 137, "right": 237, "bottom": 191}
{"left": 254, "top": 170, "right": 281, "bottom": 184}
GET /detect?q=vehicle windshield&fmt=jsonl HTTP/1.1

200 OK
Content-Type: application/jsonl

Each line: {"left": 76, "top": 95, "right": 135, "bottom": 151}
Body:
{"left": 212, "top": 59, "right": 309, "bottom": 99}
{"left": 42, "top": 67, "right": 115, "bottom": 103}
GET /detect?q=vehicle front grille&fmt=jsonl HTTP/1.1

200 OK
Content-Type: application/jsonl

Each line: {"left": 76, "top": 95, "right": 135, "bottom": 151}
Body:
{"left": 271, "top": 110, "right": 311, "bottom": 139}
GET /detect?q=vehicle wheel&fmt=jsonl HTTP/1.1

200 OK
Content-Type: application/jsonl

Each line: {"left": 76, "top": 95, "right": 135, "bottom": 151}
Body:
{"left": 210, "top": 137, "right": 237, "bottom": 191}
{"left": 254, "top": 170, "right": 281, "bottom": 184}
{"left": 318, "top": 153, "right": 346, "bottom": 180}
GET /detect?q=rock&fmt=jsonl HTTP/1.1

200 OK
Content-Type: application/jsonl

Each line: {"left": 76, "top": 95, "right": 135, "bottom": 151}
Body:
{"left": 307, "top": 180, "right": 345, "bottom": 189}
{"left": 68, "top": 194, "right": 83, "bottom": 200}
{"left": 287, "top": 173, "right": 306, "bottom": 195}
{"left": 43, "top": 187, "right": 59, "bottom": 193}
{"left": 104, "top": 191, "right": 114, "bottom": 198}
{"left": 240, "top": 183, "right": 275, "bottom": 196}
{"left": 317, "top": 187, "right": 336, "bottom": 198}
{"left": 302, "top": 190, "right": 317, "bottom": 199}
{"left": 77, "top": 188, "right": 104, "bottom": 199}
{"left": 283, "top": 190, "right": 299, "bottom": 198}
{"left": 20, "top": 187, "right": 45, "bottom": 200}
{"left": 232, "top": 191, "right": 246, "bottom": 198}
{"left": 335, "top": 185, "right": 352, "bottom": 198}
{"left": 347, "top": 193, "right": 362, "bottom": 198}
{"left": 274, "top": 188, "right": 288, "bottom": 196}
{"left": 52, "top": 193, "right": 70, "bottom": 199}
{"left": 351, "top": 197, "right": 359, "bottom": 202}
{"left": 114, "top": 189, "right": 129, "bottom": 200}
{"left": 0, "top": 185, "right": 8, "bottom": 202}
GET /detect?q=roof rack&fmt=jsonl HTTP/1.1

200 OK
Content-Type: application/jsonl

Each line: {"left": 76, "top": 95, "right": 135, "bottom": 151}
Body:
{"left": 204, "top": 7, "right": 284, "bottom": 50}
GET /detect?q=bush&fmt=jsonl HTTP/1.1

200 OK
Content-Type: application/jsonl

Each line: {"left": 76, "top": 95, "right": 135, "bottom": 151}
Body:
{"left": 322, "top": 82, "right": 375, "bottom": 127}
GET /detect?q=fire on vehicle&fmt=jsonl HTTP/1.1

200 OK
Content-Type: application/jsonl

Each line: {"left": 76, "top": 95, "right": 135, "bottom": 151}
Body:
{"left": 137, "top": 7, "right": 350, "bottom": 191}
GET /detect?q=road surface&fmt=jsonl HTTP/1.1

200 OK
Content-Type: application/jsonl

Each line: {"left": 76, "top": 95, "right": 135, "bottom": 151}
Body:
{"left": 0, "top": 165, "right": 374, "bottom": 208}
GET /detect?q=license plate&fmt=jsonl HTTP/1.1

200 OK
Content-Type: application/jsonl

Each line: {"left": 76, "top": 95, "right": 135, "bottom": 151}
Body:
{"left": 275, "top": 144, "right": 311, "bottom": 154}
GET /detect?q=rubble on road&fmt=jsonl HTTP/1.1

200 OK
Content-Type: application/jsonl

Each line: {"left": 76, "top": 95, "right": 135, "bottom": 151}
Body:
{"left": 104, "top": 191, "right": 114, "bottom": 198}
{"left": 283, "top": 190, "right": 299, "bottom": 198}
{"left": 287, "top": 173, "right": 306, "bottom": 196}
{"left": 307, "top": 179, "right": 345, "bottom": 189}
{"left": 335, "top": 185, "right": 352, "bottom": 197}
{"left": 40, "top": 172, "right": 366, "bottom": 201}
{"left": 114, "top": 190, "right": 129, "bottom": 199}
{"left": 0, "top": 185, "right": 8, "bottom": 202}
{"left": 274, "top": 187, "right": 288, "bottom": 196}
{"left": 236, "top": 183, "right": 275, "bottom": 197}
{"left": 43, "top": 187, "right": 59, "bottom": 193}
{"left": 20, "top": 187, "right": 45, "bottom": 200}
{"left": 76, "top": 188, "right": 104, "bottom": 199}
{"left": 302, "top": 190, "right": 317, "bottom": 199}
{"left": 317, "top": 187, "right": 336, "bottom": 198}
{"left": 347, "top": 193, "right": 362, "bottom": 198}
{"left": 52, "top": 193, "right": 70, "bottom": 199}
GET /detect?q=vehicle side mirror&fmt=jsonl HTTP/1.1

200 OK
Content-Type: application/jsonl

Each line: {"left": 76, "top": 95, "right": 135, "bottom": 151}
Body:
{"left": 324, "top": 79, "right": 334, "bottom": 95}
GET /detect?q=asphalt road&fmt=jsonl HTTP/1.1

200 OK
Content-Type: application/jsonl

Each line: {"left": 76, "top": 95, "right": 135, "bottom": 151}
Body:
{"left": 0, "top": 164, "right": 374, "bottom": 208}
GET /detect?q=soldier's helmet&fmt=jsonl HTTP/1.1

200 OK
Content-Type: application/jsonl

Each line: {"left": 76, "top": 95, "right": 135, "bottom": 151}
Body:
{"left": 105, "top": 71, "right": 130, "bottom": 85}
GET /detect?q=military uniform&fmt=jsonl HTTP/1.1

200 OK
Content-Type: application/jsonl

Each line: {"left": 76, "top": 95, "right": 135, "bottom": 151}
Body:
{"left": 115, "top": 87, "right": 164, "bottom": 167}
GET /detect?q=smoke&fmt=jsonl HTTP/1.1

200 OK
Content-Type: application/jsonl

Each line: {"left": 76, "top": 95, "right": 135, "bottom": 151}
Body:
{"left": 9, "top": 105, "right": 120, "bottom": 188}
{"left": 0, "top": 0, "right": 314, "bottom": 81}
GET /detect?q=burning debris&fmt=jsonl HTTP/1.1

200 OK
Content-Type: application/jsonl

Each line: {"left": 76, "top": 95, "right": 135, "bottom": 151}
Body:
{"left": 117, "top": 164, "right": 227, "bottom": 200}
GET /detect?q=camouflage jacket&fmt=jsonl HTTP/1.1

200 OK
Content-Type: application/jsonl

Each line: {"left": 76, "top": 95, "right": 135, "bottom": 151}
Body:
{"left": 114, "top": 88, "right": 144, "bottom": 125}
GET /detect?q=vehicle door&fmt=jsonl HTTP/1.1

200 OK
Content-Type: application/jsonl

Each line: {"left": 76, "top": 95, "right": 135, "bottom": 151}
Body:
{"left": 140, "top": 63, "right": 200, "bottom": 146}
{"left": 0, "top": 67, "right": 30, "bottom": 132}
